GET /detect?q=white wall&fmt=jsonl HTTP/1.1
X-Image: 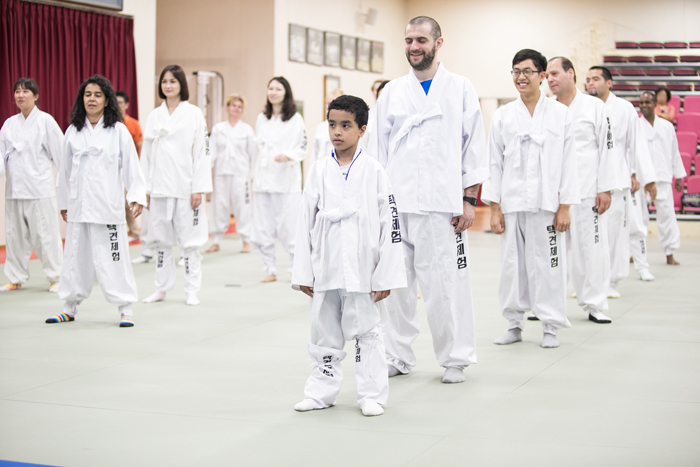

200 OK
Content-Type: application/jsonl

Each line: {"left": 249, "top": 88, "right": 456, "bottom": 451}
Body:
{"left": 123, "top": 0, "right": 158, "bottom": 122}
{"left": 273, "top": 0, "right": 409, "bottom": 164}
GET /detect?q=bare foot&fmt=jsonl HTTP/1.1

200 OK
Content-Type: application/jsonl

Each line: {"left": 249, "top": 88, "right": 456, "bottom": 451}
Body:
{"left": 666, "top": 254, "right": 680, "bottom": 265}
{"left": 241, "top": 242, "right": 251, "bottom": 253}
{"left": 260, "top": 274, "right": 277, "bottom": 283}
{"left": 206, "top": 244, "right": 220, "bottom": 253}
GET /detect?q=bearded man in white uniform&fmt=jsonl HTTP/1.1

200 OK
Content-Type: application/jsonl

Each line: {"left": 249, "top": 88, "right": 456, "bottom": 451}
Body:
{"left": 586, "top": 66, "right": 659, "bottom": 291}
{"left": 369, "top": 16, "right": 488, "bottom": 383}
{"left": 0, "top": 78, "right": 64, "bottom": 292}
{"left": 546, "top": 57, "right": 619, "bottom": 324}
{"left": 483, "top": 49, "right": 579, "bottom": 349}
{"left": 638, "top": 91, "right": 686, "bottom": 266}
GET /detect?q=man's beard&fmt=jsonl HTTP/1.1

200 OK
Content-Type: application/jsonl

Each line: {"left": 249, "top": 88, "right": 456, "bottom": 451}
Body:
{"left": 588, "top": 87, "right": 598, "bottom": 96}
{"left": 406, "top": 45, "right": 436, "bottom": 71}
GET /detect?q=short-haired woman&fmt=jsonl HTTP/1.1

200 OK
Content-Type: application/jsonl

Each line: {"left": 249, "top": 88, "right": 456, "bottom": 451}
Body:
{"left": 141, "top": 65, "right": 213, "bottom": 306}
{"left": 206, "top": 94, "right": 256, "bottom": 254}
{"left": 46, "top": 75, "right": 146, "bottom": 327}
{"left": 251, "top": 77, "right": 307, "bottom": 282}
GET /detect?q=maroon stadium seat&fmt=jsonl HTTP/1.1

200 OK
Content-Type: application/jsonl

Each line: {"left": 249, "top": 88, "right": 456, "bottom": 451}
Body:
{"left": 686, "top": 176, "right": 700, "bottom": 212}
{"left": 603, "top": 56, "right": 627, "bottom": 63}
{"left": 681, "top": 154, "right": 692, "bottom": 179}
{"left": 646, "top": 68, "right": 672, "bottom": 76}
{"left": 677, "top": 113, "right": 700, "bottom": 141}
{"left": 664, "top": 42, "right": 688, "bottom": 49}
{"left": 654, "top": 55, "right": 679, "bottom": 62}
{"left": 612, "top": 84, "right": 638, "bottom": 91}
{"left": 638, "top": 84, "right": 660, "bottom": 91}
{"left": 620, "top": 68, "right": 646, "bottom": 76}
{"left": 639, "top": 42, "right": 663, "bottom": 48}
{"left": 666, "top": 84, "right": 693, "bottom": 92}
{"left": 673, "top": 68, "right": 698, "bottom": 76}
{"left": 629, "top": 99, "right": 640, "bottom": 107}
{"left": 683, "top": 96, "right": 700, "bottom": 114}
{"left": 609, "top": 68, "right": 621, "bottom": 76}
{"left": 673, "top": 178, "right": 683, "bottom": 211}
{"left": 615, "top": 41, "right": 638, "bottom": 49}
{"left": 680, "top": 55, "right": 700, "bottom": 62}
{"left": 669, "top": 96, "right": 682, "bottom": 117}
{"left": 676, "top": 131, "right": 698, "bottom": 156}
{"left": 627, "top": 55, "right": 654, "bottom": 63}
{"left": 690, "top": 42, "right": 700, "bottom": 48}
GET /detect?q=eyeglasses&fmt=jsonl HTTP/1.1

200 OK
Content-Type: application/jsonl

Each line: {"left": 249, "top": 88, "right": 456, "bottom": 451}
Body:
{"left": 511, "top": 69, "right": 540, "bottom": 77}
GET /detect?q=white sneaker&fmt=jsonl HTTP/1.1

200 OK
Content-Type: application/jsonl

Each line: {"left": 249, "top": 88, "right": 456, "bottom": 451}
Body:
{"left": 639, "top": 269, "right": 655, "bottom": 281}
{"left": 132, "top": 255, "right": 152, "bottom": 264}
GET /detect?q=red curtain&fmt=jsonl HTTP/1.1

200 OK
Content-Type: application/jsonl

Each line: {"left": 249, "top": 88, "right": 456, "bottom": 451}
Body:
{"left": 0, "top": 0, "right": 138, "bottom": 130}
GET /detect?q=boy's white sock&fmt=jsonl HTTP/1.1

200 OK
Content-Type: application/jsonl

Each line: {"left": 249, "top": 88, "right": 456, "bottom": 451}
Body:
{"left": 541, "top": 333, "right": 559, "bottom": 348}
{"left": 442, "top": 367, "right": 466, "bottom": 383}
{"left": 361, "top": 401, "right": 384, "bottom": 416}
{"left": 143, "top": 291, "right": 166, "bottom": 303}
{"left": 186, "top": 293, "right": 200, "bottom": 306}
{"left": 494, "top": 328, "right": 522, "bottom": 345}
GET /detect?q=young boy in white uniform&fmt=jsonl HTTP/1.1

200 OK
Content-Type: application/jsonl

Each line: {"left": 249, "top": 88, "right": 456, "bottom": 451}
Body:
{"left": 46, "top": 75, "right": 146, "bottom": 327}
{"left": 546, "top": 57, "right": 619, "bottom": 324}
{"left": 369, "top": 16, "right": 488, "bottom": 383}
{"left": 638, "top": 92, "right": 686, "bottom": 265}
{"left": 482, "top": 49, "right": 578, "bottom": 348}
{"left": 293, "top": 95, "right": 406, "bottom": 417}
{"left": 586, "top": 67, "right": 658, "bottom": 292}
{"left": 0, "top": 78, "right": 64, "bottom": 292}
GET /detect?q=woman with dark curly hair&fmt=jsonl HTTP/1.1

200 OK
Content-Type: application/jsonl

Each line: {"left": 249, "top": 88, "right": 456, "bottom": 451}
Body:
{"left": 250, "top": 76, "right": 307, "bottom": 283}
{"left": 46, "top": 75, "right": 147, "bottom": 327}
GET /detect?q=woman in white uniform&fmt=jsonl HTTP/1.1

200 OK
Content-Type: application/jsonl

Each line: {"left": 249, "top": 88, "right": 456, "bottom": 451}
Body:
{"left": 308, "top": 88, "right": 343, "bottom": 169}
{"left": 46, "top": 75, "right": 146, "bottom": 327}
{"left": 250, "top": 77, "right": 307, "bottom": 283}
{"left": 141, "top": 65, "right": 213, "bottom": 306}
{"left": 206, "top": 94, "right": 255, "bottom": 254}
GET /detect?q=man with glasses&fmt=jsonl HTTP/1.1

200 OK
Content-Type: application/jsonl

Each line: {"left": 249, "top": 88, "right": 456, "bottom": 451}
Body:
{"left": 546, "top": 57, "right": 619, "bottom": 324}
{"left": 586, "top": 67, "right": 658, "bottom": 286}
{"left": 482, "top": 49, "right": 578, "bottom": 348}
{"left": 369, "top": 16, "right": 487, "bottom": 383}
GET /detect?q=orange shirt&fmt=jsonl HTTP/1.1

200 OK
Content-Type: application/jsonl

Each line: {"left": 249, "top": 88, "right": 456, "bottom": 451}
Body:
{"left": 124, "top": 114, "right": 143, "bottom": 145}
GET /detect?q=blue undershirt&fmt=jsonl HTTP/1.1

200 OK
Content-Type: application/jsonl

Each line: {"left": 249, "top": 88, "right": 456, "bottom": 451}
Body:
{"left": 420, "top": 79, "right": 432, "bottom": 95}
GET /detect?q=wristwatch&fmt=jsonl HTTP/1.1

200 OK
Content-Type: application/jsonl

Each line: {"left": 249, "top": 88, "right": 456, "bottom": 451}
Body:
{"left": 463, "top": 196, "right": 477, "bottom": 206}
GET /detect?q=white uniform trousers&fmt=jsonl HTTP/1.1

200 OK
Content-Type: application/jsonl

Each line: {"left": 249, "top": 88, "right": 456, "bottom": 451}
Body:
{"left": 302, "top": 289, "right": 388, "bottom": 408}
{"left": 139, "top": 207, "right": 153, "bottom": 258}
{"left": 4, "top": 197, "right": 62, "bottom": 284}
{"left": 250, "top": 192, "right": 299, "bottom": 276}
{"left": 567, "top": 197, "right": 610, "bottom": 313}
{"left": 382, "top": 212, "right": 476, "bottom": 374}
{"left": 500, "top": 210, "right": 571, "bottom": 333}
{"left": 654, "top": 182, "right": 681, "bottom": 255}
{"left": 58, "top": 222, "right": 137, "bottom": 315}
{"left": 629, "top": 188, "right": 650, "bottom": 272}
{"left": 149, "top": 197, "right": 208, "bottom": 293}
{"left": 607, "top": 189, "right": 630, "bottom": 285}
{"left": 212, "top": 174, "right": 251, "bottom": 243}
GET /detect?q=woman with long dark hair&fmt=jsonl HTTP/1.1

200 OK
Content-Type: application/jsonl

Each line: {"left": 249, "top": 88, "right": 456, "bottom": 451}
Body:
{"left": 250, "top": 76, "right": 307, "bottom": 282}
{"left": 46, "top": 74, "right": 146, "bottom": 327}
{"left": 140, "top": 65, "right": 212, "bottom": 306}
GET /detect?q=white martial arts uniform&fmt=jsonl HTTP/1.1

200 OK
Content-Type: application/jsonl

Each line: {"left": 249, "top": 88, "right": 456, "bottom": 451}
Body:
{"left": 0, "top": 106, "right": 64, "bottom": 285}
{"left": 481, "top": 92, "right": 579, "bottom": 334}
{"left": 562, "top": 90, "right": 620, "bottom": 314}
{"left": 57, "top": 117, "right": 146, "bottom": 316}
{"left": 309, "top": 120, "right": 333, "bottom": 169}
{"left": 293, "top": 148, "right": 406, "bottom": 409}
{"left": 251, "top": 112, "right": 307, "bottom": 276}
{"left": 358, "top": 107, "right": 376, "bottom": 151}
{"left": 639, "top": 116, "right": 686, "bottom": 256}
{"left": 209, "top": 119, "right": 255, "bottom": 244}
{"left": 141, "top": 101, "right": 212, "bottom": 293}
{"left": 369, "top": 63, "right": 489, "bottom": 373}
{"left": 629, "top": 116, "right": 658, "bottom": 274}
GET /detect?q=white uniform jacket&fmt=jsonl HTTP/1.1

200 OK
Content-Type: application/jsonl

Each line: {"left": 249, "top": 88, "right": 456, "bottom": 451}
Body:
{"left": 209, "top": 120, "right": 255, "bottom": 177}
{"left": 639, "top": 116, "right": 687, "bottom": 183}
{"left": 369, "top": 63, "right": 488, "bottom": 216}
{"left": 141, "top": 101, "right": 212, "bottom": 198}
{"left": 253, "top": 112, "right": 307, "bottom": 193}
{"left": 481, "top": 92, "right": 579, "bottom": 213}
{"left": 292, "top": 148, "right": 407, "bottom": 294}
{"left": 563, "top": 90, "right": 620, "bottom": 199}
{"left": 605, "top": 92, "right": 657, "bottom": 188}
{"left": 0, "top": 106, "right": 63, "bottom": 199}
{"left": 58, "top": 117, "right": 147, "bottom": 224}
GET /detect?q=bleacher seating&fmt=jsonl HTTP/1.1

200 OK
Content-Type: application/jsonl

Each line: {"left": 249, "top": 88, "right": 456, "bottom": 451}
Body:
{"left": 676, "top": 131, "right": 698, "bottom": 156}
{"left": 669, "top": 96, "right": 682, "bottom": 118}
{"left": 673, "top": 178, "right": 683, "bottom": 211}
{"left": 640, "top": 42, "right": 663, "bottom": 49}
{"left": 683, "top": 96, "right": 700, "bottom": 113}
{"left": 628, "top": 56, "right": 654, "bottom": 63}
{"left": 691, "top": 42, "right": 700, "bottom": 48}
{"left": 615, "top": 41, "right": 638, "bottom": 49}
{"left": 647, "top": 68, "right": 672, "bottom": 76}
{"left": 681, "top": 154, "right": 692, "bottom": 181}
{"left": 677, "top": 113, "right": 700, "bottom": 141}
{"left": 665, "top": 42, "right": 688, "bottom": 48}
{"left": 620, "top": 68, "right": 646, "bottom": 76}
{"left": 673, "top": 68, "right": 698, "bottom": 76}
{"left": 680, "top": 55, "right": 700, "bottom": 63}
{"left": 654, "top": 55, "right": 679, "bottom": 62}
{"left": 685, "top": 176, "right": 700, "bottom": 213}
